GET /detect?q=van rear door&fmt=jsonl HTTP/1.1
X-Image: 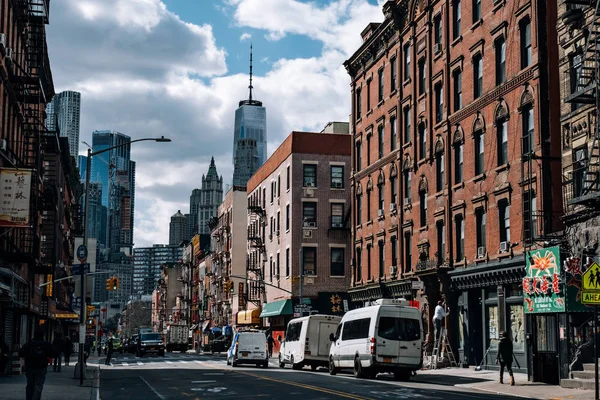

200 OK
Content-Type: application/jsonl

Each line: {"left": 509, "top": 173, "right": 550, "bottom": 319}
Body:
{"left": 376, "top": 307, "right": 422, "bottom": 366}
{"left": 376, "top": 307, "right": 402, "bottom": 362}
{"left": 316, "top": 321, "right": 337, "bottom": 356}
{"left": 399, "top": 308, "right": 422, "bottom": 366}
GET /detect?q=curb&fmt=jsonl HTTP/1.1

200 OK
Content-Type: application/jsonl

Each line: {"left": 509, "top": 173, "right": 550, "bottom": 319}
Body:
{"left": 465, "top": 385, "right": 532, "bottom": 399}
{"left": 92, "top": 366, "right": 100, "bottom": 400}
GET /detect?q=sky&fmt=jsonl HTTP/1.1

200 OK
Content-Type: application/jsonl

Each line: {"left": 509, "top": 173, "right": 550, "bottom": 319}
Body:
{"left": 46, "top": 0, "right": 386, "bottom": 248}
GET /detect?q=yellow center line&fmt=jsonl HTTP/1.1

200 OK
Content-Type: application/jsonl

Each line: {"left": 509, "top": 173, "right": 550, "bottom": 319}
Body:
{"left": 197, "top": 360, "right": 374, "bottom": 400}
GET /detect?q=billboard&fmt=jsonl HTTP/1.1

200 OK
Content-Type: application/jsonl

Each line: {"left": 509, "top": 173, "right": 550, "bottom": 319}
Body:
{"left": 523, "top": 246, "right": 565, "bottom": 313}
{"left": 0, "top": 168, "right": 32, "bottom": 227}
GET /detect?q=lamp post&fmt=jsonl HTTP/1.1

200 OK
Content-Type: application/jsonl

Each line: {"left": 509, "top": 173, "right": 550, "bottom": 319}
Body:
{"left": 76, "top": 136, "right": 171, "bottom": 384}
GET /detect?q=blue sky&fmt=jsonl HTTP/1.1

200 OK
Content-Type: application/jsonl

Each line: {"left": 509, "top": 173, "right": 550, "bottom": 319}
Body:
{"left": 46, "top": 0, "right": 385, "bottom": 246}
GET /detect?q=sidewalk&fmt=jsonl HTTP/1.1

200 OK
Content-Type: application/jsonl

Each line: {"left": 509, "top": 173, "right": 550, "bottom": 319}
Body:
{"left": 0, "top": 364, "right": 100, "bottom": 400}
{"left": 415, "top": 367, "right": 596, "bottom": 400}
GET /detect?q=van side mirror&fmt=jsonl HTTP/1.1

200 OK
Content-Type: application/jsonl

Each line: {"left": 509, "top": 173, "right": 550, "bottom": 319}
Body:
{"left": 329, "top": 333, "right": 335, "bottom": 342}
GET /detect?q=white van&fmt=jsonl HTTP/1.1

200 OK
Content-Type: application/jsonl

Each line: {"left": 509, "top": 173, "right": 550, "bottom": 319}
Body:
{"left": 328, "top": 299, "right": 422, "bottom": 380}
{"left": 278, "top": 314, "right": 341, "bottom": 371}
{"left": 228, "top": 330, "right": 269, "bottom": 368}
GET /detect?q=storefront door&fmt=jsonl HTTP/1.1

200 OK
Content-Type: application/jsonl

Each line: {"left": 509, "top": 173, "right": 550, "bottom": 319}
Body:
{"left": 467, "top": 290, "right": 483, "bottom": 366}
{"left": 531, "top": 314, "right": 559, "bottom": 384}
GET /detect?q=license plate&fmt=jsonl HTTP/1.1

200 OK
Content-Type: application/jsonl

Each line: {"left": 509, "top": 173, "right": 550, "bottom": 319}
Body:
{"left": 241, "top": 352, "right": 249, "bottom": 357}
{"left": 383, "top": 357, "right": 392, "bottom": 363}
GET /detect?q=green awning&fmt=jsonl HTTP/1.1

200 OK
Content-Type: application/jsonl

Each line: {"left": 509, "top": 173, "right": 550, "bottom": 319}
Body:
{"left": 260, "top": 299, "right": 293, "bottom": 318}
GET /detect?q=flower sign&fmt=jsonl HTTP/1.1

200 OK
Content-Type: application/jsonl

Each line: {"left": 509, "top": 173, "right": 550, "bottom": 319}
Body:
{"left": 523, "top": 246, "right": 565, "bottom": 314}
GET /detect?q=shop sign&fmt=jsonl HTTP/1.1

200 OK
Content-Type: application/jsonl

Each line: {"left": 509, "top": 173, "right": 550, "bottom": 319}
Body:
{"left": 0, "top": 168, "right": 32, "bottom": 227}
{"left": 523, "top": 246, "right": 565, "bottom": 313}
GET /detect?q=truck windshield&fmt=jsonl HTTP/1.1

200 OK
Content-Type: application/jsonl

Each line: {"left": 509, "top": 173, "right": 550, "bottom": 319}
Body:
{"left": 378, "top": 317, "right": 420, "bottom": 341}
{"left": 141, "top": 333, "right": 162, "bottom": 341}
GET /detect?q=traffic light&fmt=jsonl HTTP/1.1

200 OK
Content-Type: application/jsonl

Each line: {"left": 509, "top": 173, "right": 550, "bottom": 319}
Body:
{"left": 112, "top": 277, "right": 119, "bottom": 291}
{"left": 223, "top": 281, "right": 229, "bottom": 293}
{"left": 106, "top": 278, "right": 113, "bottom": 291}
{"left": 229, "top": 280, "right": 234, "bottom": 293}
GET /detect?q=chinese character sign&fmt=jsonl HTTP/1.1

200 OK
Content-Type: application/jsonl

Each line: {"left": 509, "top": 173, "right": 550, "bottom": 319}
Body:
{"left": 523, "top": 246, "right": 565, "bottom": 313}
{"left": 0, "top": 168, "right": 31, "bottom": 227}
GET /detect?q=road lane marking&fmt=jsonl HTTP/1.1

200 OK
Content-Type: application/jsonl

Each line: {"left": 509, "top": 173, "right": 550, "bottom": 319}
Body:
{"left": 180, "top": 360, "right": 189, "bottom": 363}
{"left": 140, "top": 376, "right": 166, "bottom": 400}
{"left": 137, "top": 362, "right": 144, "bottom": 365}
{"left": 165, "top": 361, "right": 173, "bottom": 364}
{"left": 122, "top": 362, "right": 129, "bottom": 366}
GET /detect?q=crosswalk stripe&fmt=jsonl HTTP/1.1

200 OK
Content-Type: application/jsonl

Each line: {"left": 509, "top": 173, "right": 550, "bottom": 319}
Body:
{"left": 137, "top": 362, "right": 143, "bottom": 365}
{"left": 194, "top": 360, "right": 203, "bottom": 364}
{"left": 165, "top": 361, "right": 173, "bottom": 364}
{"left": 180, "top": 360, "right": 188, "bottom": 364}
{"left": 122, "top": 362, "right": 129, "bottom": 366}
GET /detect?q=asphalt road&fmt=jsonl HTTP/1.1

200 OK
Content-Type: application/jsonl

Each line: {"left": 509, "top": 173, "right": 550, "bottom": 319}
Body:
{"left": 99, "top": 353, "right": 522, "bottom": 400}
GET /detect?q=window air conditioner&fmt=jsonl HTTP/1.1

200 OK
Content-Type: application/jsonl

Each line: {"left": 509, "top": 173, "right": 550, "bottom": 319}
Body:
{"left": 390, "top": 203, "right": 397, "bottom": 212}
{"left": 404, "top": 198, "right": 410, "bottom": 205}
{"left": 332, "top": 223, "right": 343, "bottom": 228}
{"left": 304, "top": 188, "right": 315, "bottom": 197}
{"left": 333, "top": 181, "right": 343, "bottom": 188}
{"left": 5, "top": 48, "right": 13, "bottom": 63}
{"left": 389, "top": 265, "right": 397, "bottom": 275}
{"left": 0, "top": 34, "right": 5, "bottom": 53}
{"left": 434, "top": 43, "right": 443, "bottom": 54}
{"left": 477, "top": 246, "right": 486, "bottom": 258}
{"left": 378, "top": 209, "right": 384, "bottom": 217}
{"left": 499, "top": 241, "right": 508, "bottom": 253}
{"left": 0, "top": 139, "right": 7, "bottom": 152}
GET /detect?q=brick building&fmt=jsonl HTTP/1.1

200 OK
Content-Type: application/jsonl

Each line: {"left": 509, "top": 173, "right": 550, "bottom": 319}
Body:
{"left": 246, "top": 126, "right": 352, "bottom": 342}
{"left": 346, "top": 0, "right": 562, "bottom": 377}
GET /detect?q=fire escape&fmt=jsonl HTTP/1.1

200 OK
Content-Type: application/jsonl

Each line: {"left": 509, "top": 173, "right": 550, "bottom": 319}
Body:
{"left": 247, "top": 198, "right": 266, "bottom": 305}
{"left": 562, "top": 0, "right": 600, "bottom": 212}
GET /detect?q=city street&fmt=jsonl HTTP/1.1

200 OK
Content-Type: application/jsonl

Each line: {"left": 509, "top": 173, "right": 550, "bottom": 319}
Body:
{"left": 97, "top": 352, "right": 520, "bottom": 400}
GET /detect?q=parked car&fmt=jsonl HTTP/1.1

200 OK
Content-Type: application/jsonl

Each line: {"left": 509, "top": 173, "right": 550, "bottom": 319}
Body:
{"left": 279, "top": 314, "right": 341, "bottom": 371}
{"left": 136, "top": 332, "right": 165, "bottom": 357}
{"left": 227, "top": 330, "right": 268, "bottom": 368}
{"left": 112, "top": 338, "right": 124, "bottom": 353}
{"left": 328, "top": 298, "right": 422, "bottom": 381}
{"left": 128, "top": 335, "right": 139, "bottom": 353}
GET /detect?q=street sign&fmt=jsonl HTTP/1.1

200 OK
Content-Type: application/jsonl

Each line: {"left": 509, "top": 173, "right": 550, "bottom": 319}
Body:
{"left": 343, "top": 299, "right": 349, "bottom": 313}
{"left": 582, "top": 263, "right": 600, "bottom": 304}
{"left": 72, "top": 263, "right": 90, "bottom": 275}
{"left": 411, "top": 281, "right": 424, "bottom": 290}
{"left": 72, "top": 297, "right": 82, "bottom": 310}
{"left": 76, "top": 245, "right": 88, "bottom": 263}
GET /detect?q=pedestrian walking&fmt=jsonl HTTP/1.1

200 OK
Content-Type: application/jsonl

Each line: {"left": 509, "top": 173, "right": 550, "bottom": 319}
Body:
{"left": 432, "top": 300, "right": 449, "bottom": 342}
{"left": 267, "top": 334, "right": 275, "bottom": 358}
{"left": 51, "top": 332, "right": 66, "bottom": 372}
{"left": 496, "top": 331, "right": 515, "bottom": 386}
{"left": 64, "top": 335, "right": 72, "bottom": 366}
{"left": 105, "top": 334, "right": 114, "bottom": 366}
{"left": 18, "top": 328, "right": 57, "bottom": 400}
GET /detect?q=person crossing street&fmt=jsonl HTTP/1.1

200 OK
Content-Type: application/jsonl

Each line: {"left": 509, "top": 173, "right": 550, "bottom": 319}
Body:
{"left": 496, "top": 331, "right": 515, "bottom": 386}
{"left": 105, "top": 334, "right": 114, "bottom": 366}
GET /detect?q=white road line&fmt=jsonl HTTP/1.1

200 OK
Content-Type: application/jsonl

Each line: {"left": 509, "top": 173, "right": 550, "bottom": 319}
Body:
{"left": 137, "top": 362, "right": 144, "bottom": 365}
{"left": 194, "top": 360, "right": 203, "bottom": 364}
{"left": 140, "top": 376, "right": 166, "bottom": 400}
{"left": 165, "top": 360, "right": 173, "bottom": 364}
{"left": 179, "top": 360, "right": 189, "bottom": 364}
{"left": 191, "top": 380, "right": 217, "bottom": 383}
{"left": 122, "top": 362, "right": 129, "bottom": 367}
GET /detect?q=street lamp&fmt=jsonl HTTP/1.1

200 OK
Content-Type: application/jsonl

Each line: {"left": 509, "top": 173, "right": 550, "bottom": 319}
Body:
{"left": 76, "top": 136, "right": 171, "bottom": 384}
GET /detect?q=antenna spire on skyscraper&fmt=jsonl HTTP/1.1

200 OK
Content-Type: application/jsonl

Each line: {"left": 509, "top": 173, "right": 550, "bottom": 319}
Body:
{"left": 249, "top": 44, "right": 254, "bottom": 102}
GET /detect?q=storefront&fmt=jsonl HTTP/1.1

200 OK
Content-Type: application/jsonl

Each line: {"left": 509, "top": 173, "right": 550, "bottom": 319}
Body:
{"left": 449, "top": 256, "right": 527, "bottom": 373}
{"left": 237, "top": 309, "right": 260, "bottom": 326}
{"left": 260, "top": 299, "right": 293, "bottom": 355}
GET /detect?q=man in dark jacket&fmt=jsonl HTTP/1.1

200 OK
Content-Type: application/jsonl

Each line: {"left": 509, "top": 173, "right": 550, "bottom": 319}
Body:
{"left": 105, "top": 334, "right": 114, "bottom": 366}
{"left": 51, "top": 332, "right": 66, "bottom": 372}
{"left": 63, "top": 335, "right": 72, "bottom": 366}
{"left": 496, "top": 331, "right": 515, "bottom": 386}
{"left": 19, "top": 328, "right": 57, "bottom": 400}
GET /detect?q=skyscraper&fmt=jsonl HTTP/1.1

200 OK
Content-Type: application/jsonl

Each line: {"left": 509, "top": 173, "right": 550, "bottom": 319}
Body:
{"left": 78, "top": 155, "right": 88, "bottom": 181}
{"left": 232, "top": 45, "right": 267, "bottom": 181}
{"left": 90, "top": 130, "right": 136, "bottom": 253}
{"left": 169, "top": 210, "right": 186, "bottom": 245}
{"left": 132, "top": 245, "right": 183, "bottom": 297}
{"left": 46, "top": 91, "right": 81, "bottom": 164}
{"left": 198, "top": 157, "right": 223, "bottom": 235}
{"left": 233, "top": 138, "right": 260, "bottom": 187}
{"left": 188, "top": 188, "right": 202, "bottom": 239}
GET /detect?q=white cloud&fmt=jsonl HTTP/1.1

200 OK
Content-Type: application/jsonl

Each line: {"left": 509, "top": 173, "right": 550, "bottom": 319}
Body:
{"left": 240, "top": 32, "right": 252, "bottom": 41}
{"left": 48, "top": 0, "right": 385, "bottom": 247}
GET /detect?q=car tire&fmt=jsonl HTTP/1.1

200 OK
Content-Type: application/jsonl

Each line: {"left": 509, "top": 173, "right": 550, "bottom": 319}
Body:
{"left": 354, "top": 358, "right": 365, "bottom": 379}
{"left": 278, "top": 354, "right": 285, "bottom": 369}
{"left": 263, "top": 362, "right": 268, "bottom": 368}
{"left": 232, "top": 359, "right": 238, "bottom": 368}
{"left": 328, "top": 358, "right": 337, "bottom": 376}
{"left": 291, "top": 356, "right": 302, "bottom": 371}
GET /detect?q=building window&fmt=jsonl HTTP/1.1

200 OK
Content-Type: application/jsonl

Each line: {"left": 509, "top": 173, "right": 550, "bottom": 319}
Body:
{"left": 390, "top": 56, "right": 397, "bottom": 92}
{"left": 474, "top": 54, "right": 483, "bottom": 99}
{"left": 522, "top": 105, "right": 534, "bottom": 154}
{"left": 403, "top": 107, "right": 411, "bottom": 144}
{"left": 453, "top": 69, "right": 462, "bottom": 111}
{"left": 367, "top": 189, "right": 372, "bottom": 221}
{"left": 271, "top": 181, "right": 275, "bottom": 203}
{"left": 378, "top": 124, "right": 385, "bottom": 158}
{"left": 520, "top": 18, "right": 531, "bottom": 69}
{"left": 436, "top": 220, "right": 445, "bottom": 265}
{"left": 404, "top": 43, "right": 411, "bottom": 81}
{"left": 356, "top": 87, "right": 362, "bottom": 120}
{"left": 391, "top": 236, "right": 398, "bottom": 267}
{"left": 303, "top": 164, "right": 317, "bottom": 187}
{"left": 277, "top": 253, "right": 280, "bottom": 278}
{"left": 302, "top": 247, "right": 316, "bottom": 275}
{"left": 378, "top": 68, "right": 384, "bottom": 102}
{"left": 378, "top": 240, "right": 385, "bottom": 278}
{"left": 455, "top": 142, "right": 463, "bottom": 184}
{"left": 390, "top": 175, "right": 397, "bottom": 206}
{"left": 270, "top": 256, "right": 273, "bottom": 281}
{"left": 367, "top": 79, "right": 372, "bottom": 111}
{"left": 277, "top": 211, "right": 280, "bottom": 233}
{"left": 418, "top": 58, "right": 426, "bottom": 95}
{"left": 331, "top": 248, "right": 345, "bottom": 277}
{"left": 286, "top": 165, "right": 290, "bottom": 190}
{"left": 355, "top": 141, "right": 362, "bottom": 171}
{"left": 453, "top": 0, "right": 461, "bottom": 40}
{"left": 436, "top": 152, "right": 444, "bottom": 192}
{"left": 390, "top": 116, "right": 397, "bottom": 151}
{"left": 302, "top": 202, "right": 317, "bottom": 226}
{"left": 475, "top": 130, "right": 484, "bottom": 175}
{"left": 331, "top": 165, "right": 344, "bottom": 188}
{"left": 495, "top": 37, "right": 506, "bottom": 85}
{"left": 356, "top": 194, "right": 362, "bottom": 225}
{"left": 277, "top": 175, "right": 281, "bottom": 197}
{"left": 434, "top": 14, "right": 442, "bottom": 47}
{"left": 573, "top": 147, "right": 587, "bottom": 197}
{"left": 355, "top": 248, "right": 362, "bottom": 282}
{"left": 435, "top": 83, "right": 444, "bottom": 123}
{"left": 419, "top": 123, "right": 427, "bottom": 159}
{"left": 404, "top": 170, "right": 411, "bottom": 205}
{"left": 455, "top": 214, "right": 464, "bottom": 260}
{"left": 286, "top": 204, "right": 290, "bottom": 231}
{"left": 497, "top": 119, "right": 508, "bottom": 165}
{"left": 475, "top": 208, "right": 486, "bottom": 255}
{"left": 419, "top": 190, "right": 427, "bottom": 227}
{"left": 331, "top": 203, "right": 344, "bottom": 228}
{"left": 262, "top": 188, "right": 266, "bottom": 208}
{"left": 523, "top": 190, "right": 537, "bottom": 242}
{"left": 570, "top": 54, "right": 583, "bottom": 112}
{"left": 378, "top": 183, "right": 384, "bottom": 213}
{"left": 367, "top": 245, "right": 372, "bottom": 280}
{"left": 499, "top": 200, "right": 511, "bottom": 245}
{"left": 404, "top": 232, "right": 412, "bottom": 273}
{"left": 473, "top": 0, "right": 481, "bottom": 22}
{"left": 367, "top": 135, "right": 371, "bottom": 165}
{"left": 286, "top": 248, "right": 290, "bottom": 276}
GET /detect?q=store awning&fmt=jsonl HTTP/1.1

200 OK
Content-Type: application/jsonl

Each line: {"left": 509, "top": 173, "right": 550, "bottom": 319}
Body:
{"left": 259, "top": 299, "right": 293, "bottom": 318}
{"left": 237, "top": 309, "right": 261, "bottom": 325}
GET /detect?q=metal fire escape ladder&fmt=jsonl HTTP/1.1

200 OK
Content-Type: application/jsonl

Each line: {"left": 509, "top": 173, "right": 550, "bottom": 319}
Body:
{"left": 247, "top": 202, "right": 266, "bottom": 304}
